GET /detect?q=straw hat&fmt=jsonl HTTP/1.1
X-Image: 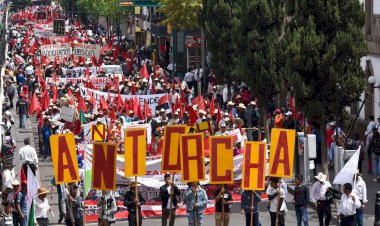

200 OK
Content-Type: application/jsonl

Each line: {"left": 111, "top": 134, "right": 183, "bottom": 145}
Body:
{"left": 11, "top": 180, "right": 20, "bottom": 186}
{"left": 237, "top": 103, "right": 246, "bottom": 109}
{"left": 315, "top": 172, "right": 327, "bottom": 182}
{"left": 128, "top": 181, "right": 141, "bottom": 187}
{"left": 37, "top": 187, "right": 48, "bottom": 195}
{"left": 227, "top": 101, "right": 234, "bottom": 106}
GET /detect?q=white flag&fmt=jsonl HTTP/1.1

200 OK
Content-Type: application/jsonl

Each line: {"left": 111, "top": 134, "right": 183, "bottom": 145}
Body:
{"left": 333, "top": 147, "right": 360, "bottom": 185}
{"left": 27, "top": 166, "right": 39, "bottom": 223}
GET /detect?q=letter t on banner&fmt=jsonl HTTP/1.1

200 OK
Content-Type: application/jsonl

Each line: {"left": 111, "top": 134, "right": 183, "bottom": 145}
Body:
{"left": 50, "top": 133, "right": 80, "bottom": 184}
{"left": 124, "top": 128, "right": 146, "bottom": 177}
{"left": 180, "top": 133, "right": 205, "bottom": 182}
{"left": 268, "top": 128, "right": 296, "bottom": 178}
{"left": 161, "top": 125, "right": 187, "bottom": 172}
{"left": 92, "top": 143, "right": 117, "bottom": 191}
{"left": 209, "top": 136, "right": 233, "bottom": 184}
{"left": 242, "top": 142, "right": 266, "bottom": 191}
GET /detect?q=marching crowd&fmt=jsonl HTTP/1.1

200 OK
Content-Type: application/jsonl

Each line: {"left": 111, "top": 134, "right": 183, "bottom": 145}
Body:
{"left": 0, "top": 3, "right": 375, "bottom": 226}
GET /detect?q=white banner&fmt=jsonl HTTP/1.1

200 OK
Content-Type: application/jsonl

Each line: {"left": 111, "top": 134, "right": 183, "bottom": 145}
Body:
{"left": 60, "top": 106, "right": 75, "bottom": 122}
{"left": 34, "top": 23, "right": 53, "bottom": 37}
{"left": 46, "top": 77, "right": 109, "bottom": 87}
{"left": 27, "top": 166, "right": 39, "bottom": 224}
{"left": 73, "top": 43, "right": 101, "bottom": 60}
{"left": 40, "top": 43, "right": 72, "bottom": 57}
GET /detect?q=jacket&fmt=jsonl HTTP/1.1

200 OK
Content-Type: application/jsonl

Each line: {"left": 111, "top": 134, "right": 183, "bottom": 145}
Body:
{"left": 123, "top": 190, "right": 146, "bottom": 213}
{"left": 183, "top": 187, "right": 208, "bottom": 213}
{"left": 97, "top": 194, "right": 117, "bottom": 223}
{"left": 159, "top": 184, "right": 181, "bottom": 209}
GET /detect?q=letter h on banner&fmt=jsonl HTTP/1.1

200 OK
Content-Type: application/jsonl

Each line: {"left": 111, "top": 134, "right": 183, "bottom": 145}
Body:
{"left": 92, "top": 143, "right": 117, "bottom": 191}
{"left": 124, "top": 128, "right": 147, "bottom": 177}
{"left": 209, "top": 136, "right": 234, "bottom": 184}
{"left": 161, "top": 125, "right": 187, "bottom": 172}
{"left": 242, "top": 142, "right": 266, "bottom": 190}
{"left": 180, "top": 133, "right": 206, "bottom": 182}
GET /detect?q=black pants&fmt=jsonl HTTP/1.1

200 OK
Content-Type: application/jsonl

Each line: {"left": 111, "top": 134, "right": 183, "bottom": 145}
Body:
{"left": 128, "top": 211, "right": 142, "bottom": 226}
{"left": 340, "top": 214, "right": 355, "bottom": 226}
{"left": 245, "top": 211, "right": 259, "bottom": 226}
{"left": 22, "top": 163, "right": 36, "bottom": 179}
{"left": 8, "top": 95, "right": 14, "bottom": 108}
{"left": 317, "top": 201, "right": 331, "bottom": 226}
{"left": 270, "top": 211, "right": 285, "bottom": 226}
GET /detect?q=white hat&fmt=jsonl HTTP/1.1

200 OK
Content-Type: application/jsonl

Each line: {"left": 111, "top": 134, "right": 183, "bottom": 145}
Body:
{"left": 315, "top": 172, "right": 327, "bottom": 182}
{"left": 237, "top": 103, "right": 246, "bottom": 109}
{"left": 227, "top": 101, "right": 234, "bottom": 106}
{"left": 160, "top": 108, "right": 166, "bottom": 113}
{"left": 330, "top": 121, "right": 336, "bottom": 126}
{"left": 248, "top": 101, "right": 257, "bottom": 106}
{"left": 11, "top": 180, "right": 20, "bottom": 186}
{"left": 142, "top": 78, "right": 148, "bottom": 82}
{"left": 285, "top": 111, "right": 293, "bottom": 116}
{"left": 198, "top": 110, "right": 206, "bottom": 114}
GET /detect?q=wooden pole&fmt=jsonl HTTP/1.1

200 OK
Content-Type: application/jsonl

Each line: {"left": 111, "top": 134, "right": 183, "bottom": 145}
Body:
{"left": 194, "top": 187, "right": 198, "bottom": 226}
{"left": 250, "top": 191, "right": 254, "bottom": 226}
{"left": 135, "top": 176, "right": 139, "bottom": 226}
{"left": 221, "top": 195, "right": 225, "bottom": 226}
{"left": 275, "top": 181, "right": 281, "bottom": 226}
{"left": 168, "top": 173, "right": 175, "bottom": 225}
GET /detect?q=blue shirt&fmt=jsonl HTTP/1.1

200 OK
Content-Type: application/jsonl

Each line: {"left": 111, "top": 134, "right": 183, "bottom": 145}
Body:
{"left": 16, "top": 192, "right": 27, "bottom": 216}
{"left": 16, "top": 73, "right": 25, "bottom": 84}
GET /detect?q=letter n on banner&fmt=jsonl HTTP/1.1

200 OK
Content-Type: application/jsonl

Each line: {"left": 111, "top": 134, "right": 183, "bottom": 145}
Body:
{"left": 161, "top": 125, "right": 186, "bottom": 172}
{"left": 92, "top": 143, "right": 117, "bottom": 191}
{"left": 268, "top": 128, "right": 296, "bottom": 178}
{"left": 124, "top": 128, "right": 146, "bottom": 177}
{"left": 180, "top": 133, "right": 205, "bottom": 182}
{"left": 50, "top": 133, "right": 80, "bottom": 184}
{"left": 242, "top": 142, "right": 266, "bottom": 190}
{"left": 209, "top": 136, "right": 233, "bottom": 184}
{"left": 91, "top": 124, "right": 106, "bottom": 141}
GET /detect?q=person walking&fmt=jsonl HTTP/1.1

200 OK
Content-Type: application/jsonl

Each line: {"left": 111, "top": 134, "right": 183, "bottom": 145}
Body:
{"left": 34, "top": 187, "right": 51, "bottom": 226}
{"left": 159, "top": 174, "right": 181, "bottom": 226}
{"left": 0, "top": 201, "right": 14, "bottom": 226}
{"left": 241, "top": 190, "right": 261, "bottom": 226}
{"left": 40, "top": 117, "right": 52, "bottom": 160}
{"left": 123, "top": 182, "right": 145, "bottom": 226}
{"left": 5, "top": 80, "right": 17, "bottom": 109}
{"left": 293, "top": 174, "right": 309, "bottom": 226}
{"left": 369, "top": 130, "right": 380, "bottom": 182}
{"left": 1, "top": 163, "right": 16, "bottom": 201}
{"left": 15, "top": 94, "right": 28, "bottom": 129}
{"left": 338, "top": 183, "right": 361, "bottom": 226}
{"left": 352, "top": 173, "right": 367, "bottom": 226}
{"left": 214, "top": 184, "right": 233, "bottom": 226}
{"left": 311, "top": 172, "right": 332, "bottom": 226}
{"left": 97, "top": 190, "right": 117, "bottom": 226}
{"left": 18, "top": 138, "right": 38, "bottom": 178}
{"left": 266, "top": 177, "right": 287, "bottom": 226}
{"left": 62, "top": 184, "right": 83, "bottom": 226}
{"left": 183, "top": 182, "right": 208, "bottom": 226}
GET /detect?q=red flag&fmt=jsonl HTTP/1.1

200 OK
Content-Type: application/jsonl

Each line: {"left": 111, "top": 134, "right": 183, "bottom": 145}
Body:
{"left": 42, "top": 88, "right": 49, "bottom": 111}
{"left": 91, "top": 55, "right": 97, "bottom": 66}
{"left": 216, "top": 106, "right": 222, "bottom": 131}
{"left": 20, "top": 166, "right": 26, "bottom": 184}
{"left": 158, "top": 94, "right": 169, "bottom": 106}
{"left": 11, "top": 38, "right": 16, "bottom": 49}
{"left": 116, "top": 92, "right": 124, "bottom": 109}
{"left": 76, "top": 92, "right": 88, "bottom": 112}
{"left": 210, "top": 96, "right": 215, "bottom": 116}
{"left": 52, "top": 85, "right": 58, "bottom": 102}
{"left": 144, "top": 99, "right": 152, "bottom": 117}
{"left": 139, "top": 63, "right": 149, "bottom": 79}
{"left": 100, "top": 96, "right": 109, "bottom": 110}
{"left": 29, "top": 93, "right": 40, "bottom": 115}
{"left": 289, "top": 96, "right": 296, "bottom": 120}
{"left": 110, "top": 107, "right": 117, "bottom": 121}
{"left": 189, "top": 107, "right": 198, "bottom": 125}
{"left": 125, "top": 98, "right": 130, "bottom": 113}
{"left": 173, "top": 96, "right": 180, "bottom": 112}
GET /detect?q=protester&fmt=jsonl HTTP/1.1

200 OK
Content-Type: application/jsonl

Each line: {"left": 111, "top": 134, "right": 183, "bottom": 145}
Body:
{"left": 241, "top": 190, "right": 261, "bottom": 226}
{"left": 293, "top": 174, "right": 309, "bottom": 226}
{"left": 18, "top": 138, "right": 38, "bottom": 178}
{"left": 62, "top": 184, "right": 83, "bottom": 226}
{"left": 0, "top": 201, "right": 14, "bottom": 226}
{"left": 98, "top": 190, "right": 117, "bottom": 226}
{"left": 183, "top": 182, "right": 208, "bottom": 226}
{"left": 266, "top": 177, "right": 287, "bottom": 226}
{"left": 352, "top": 173, "right": 367, "bottom": 226}
{"left": 369, "top": 130, "right": 380, "bottom": 182}
{"left": 338, "top": 183, "right": 361, "bottom": 226}
{"left": 214, "top": 184, "right": 233, "bottom": 226}
{"left": 34, "top": 187, "right": 51, "bottom": 226}
{"left": 1, "top": 163, "right": 16, "bottom": 201}
{"left": 15, "top": 94, "right": 28, "bottom": 128}
{"left": 311, "top": 172, "right": 332, "bottom": 226}
{"left": 159, "top": 174, "right": 181, "bottom": 226}
{"left": 5, "top": 80, "right": 17, "bottom": 109}
{"left": 40, "top": 117, "right": 52, "bottom": 160}
{"left": 124, "top": 182, "right": 145, "bottom": 226}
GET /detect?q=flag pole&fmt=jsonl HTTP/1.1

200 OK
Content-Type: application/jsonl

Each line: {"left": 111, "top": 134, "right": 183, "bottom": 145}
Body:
{"left": 83, "top": 147, "right": 86, "bottom": 226}
{"left": 168, "top": 172, "right": 175, "bottom": 225}
{"left": 135, "top": 176, "right": 140, "bottom": 226}
{"left": 275, "top": 180, "right": 281, "bottom": 226}
{"left": 250, "top": 191, "right": 254, "bottom": 226}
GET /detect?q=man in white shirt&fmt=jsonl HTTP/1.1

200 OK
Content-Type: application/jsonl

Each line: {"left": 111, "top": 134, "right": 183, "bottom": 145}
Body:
{"left": 266, "top": 177, "right": 287, "bottom": 226}
{"left": 19, "top": 138, "right": 38, "bottom": 178}
{"left": 184, "top": 69, "right": 194, "bottom": 90}
{"left": 338, "top": 183, "right": 361, "bottom": 226}
{"left": 311, "top": 172, "right": 332, "bottom": 226}
{"left": 353, "top": 174, "right": 367, "bottom": 226}
{"left": 1, "top": 163, "right": 16, "bottom": 200}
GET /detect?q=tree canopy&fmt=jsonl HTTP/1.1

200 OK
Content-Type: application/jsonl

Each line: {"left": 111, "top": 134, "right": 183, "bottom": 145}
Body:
{"left": 158, "top": 0, "right": 202, "bottom": 30}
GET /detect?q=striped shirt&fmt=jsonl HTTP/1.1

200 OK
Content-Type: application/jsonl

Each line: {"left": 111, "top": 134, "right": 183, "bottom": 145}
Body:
{"left": 0, "top": 213, "right": 13, "bottom": 226}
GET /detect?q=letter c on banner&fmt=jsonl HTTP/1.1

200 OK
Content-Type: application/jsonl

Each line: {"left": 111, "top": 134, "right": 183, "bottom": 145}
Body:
{"left": 92, "top": 143, "right": 117, "bottom": 191}
{"left": 180, "top": 133, "right": 205, "bottom": 182}
{"left": 209, "top": 136, "right": 233, "bottom": 184}
{"left": 161, "top": 125, "right": 187, "bottom": 172}
{"left": 124, "top": 128, "right": 146, "bottom": 177}
{"left": 242, "top": 142, "right": 266, "bottom": 191}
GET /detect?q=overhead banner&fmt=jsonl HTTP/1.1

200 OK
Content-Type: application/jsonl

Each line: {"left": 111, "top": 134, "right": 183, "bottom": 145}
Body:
{"left": 161, "top": 125, "right": 187, "bottom": 172}
{"left": 91, "top": 124, "right": 107, "bottom": 141}
{"left": 46, "top": 77, "right": 109, "bottom": 88}
{"left": 40, "top": 43, "right": 72, "bottom": 57}
{"left": 242, "top": 142, "right": 266, "bottom": 191}
{"left": 209, "top": 136, "right": 233, "bottom": 184}
{"left": 124, "top": 128, "right": 146, "bottom": 177}
{"left": 268, "top": 128, "right": 296, "bottom": 178}
{"left": 50, "top": 133, "right": 80, "bottom": 184}
{"left": 180, "top": 133, "right": 205, "bottom": 182}
{"left": 92, "top": 143, "right": 117, "bottom": 191}
{"left": 73, "top": 43, "right": 101, "bottom": 60}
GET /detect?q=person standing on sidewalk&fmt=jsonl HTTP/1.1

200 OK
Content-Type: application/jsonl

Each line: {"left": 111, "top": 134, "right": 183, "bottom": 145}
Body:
{"left": 19, "top": 138, "right": 38, "bottom": 178}
{"left": 159, "top": 174, "right": 181, "bottom": 226}
{"left": 241, "top": 190, "right": 261, "bottom": 226}
{"left": 266, "top": 177, "right": 287, "bottom": 226}
{"left": 293, "top": 174, "right": 309, "bottom": 226}
{"left": 352, "top": 173, "right": 367, "bottom": 226}
{"left": 15, "top": 94, "right": 28, "bottom": 129}
{"left": 338, "top": 183, "right": 361, "bottom": 226}
{"left": 5, "top": 80, "right": 17, "bottom": 109}
{"left": 214, "top": 184, "right": 233, "bottom": 226}
{"left": 311, "top": 172, "right": 332, "bottom": 226}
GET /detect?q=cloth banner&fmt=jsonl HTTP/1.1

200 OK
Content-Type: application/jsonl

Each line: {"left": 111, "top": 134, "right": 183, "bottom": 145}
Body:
{"left": 333, "top": 147, "right": 361, "bottom": 185}
{"left": 26, "top": 166, "right": 39, "bottom": 224}
{"left": 46, "top": 77, "right": 109, "bottom": 87}
{"left": 40, "top": 43, "right": 72, "bottom": 57}
{"left": 73, "top": 43, "right": 101, "bottom": 60}
{"left": 34, "top": 23, "right": 53, "bottom": 37}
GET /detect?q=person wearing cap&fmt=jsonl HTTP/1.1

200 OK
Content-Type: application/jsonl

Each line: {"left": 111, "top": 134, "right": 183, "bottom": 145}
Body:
{"left": 158, "top": 108, "right": 169, "bottom": 125}
{"left": 266, "top": 177, "right": 287, "bottom": 226}
{"left": 123, "top": 182, "right": 145, "bottom": 226}
{"left": 19, "top": 138, "right": 38, "bottom": 179}
{"left": 7, "top": 180, "right": 27, "bottom": 226}
{"left": 62, "top": 184, "right": 83, "bottom": 226}
{"left": 311, "top": 172, "right": 332, "bottom": 226}
{"left": 169, "top": 111, "right": 180, "bottom": 125}
{"left": 15, "top": 93, "right": 28, "bottom": 129}
{"left": 129, "top": 110, "right": 139, "bottom": 122}
{"left": 233, "top": 138, "right": 244, "bottom": 156}
{"left": 337, "top": 183, "right": 361, "bottom": 226}
{"left": 183, "top": 182, "right": 208, "bottom": 226}
{"left": 160, "top": 174, "right": 181, "bottom": 226}
{"left": 283, "top": 111, "right": 295, "bottom": 129}
{"left": 97, "top": 190, "right": 117, "bottom": 226}
{"left": 214, "top": 184, "right": 233, "bottom": 226}
{"left": 196, "top": 110, "right": 206, "bottom": 124}
{"left": 236, "top": 103, "right": 247, "bottom": 123}
{"left": 35, "top": 187, "right": 51, "bottom": 226}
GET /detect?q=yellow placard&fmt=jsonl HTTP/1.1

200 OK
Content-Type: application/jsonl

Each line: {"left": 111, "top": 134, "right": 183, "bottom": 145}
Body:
{"left": 124, "top": 128, "right": 146, "bottom": 177}
{"left": 50, "top": 133, "right": 80, "bottom": 184}
{"left": 92, "top": 143, "right": 117, "bottom": 191}
{"left": 209, "top": 136, "right": 233, "bottom": 184}
{"left": 91, "top": 123, "right": 107, "bottom": 141}
{"left": 161, "top": 125, "right": 187, "bottom": 172}
{"left": 242, "top": 142, "right": 267, "bottom": 190}
{"left": 180, "top": 133, "right": 205, "bottom": 182}
{"left": 196, "top": 121, "right": 213, "bottom": 134}
{"left": 268, "top": 128, "right": 296, "bottom": 178}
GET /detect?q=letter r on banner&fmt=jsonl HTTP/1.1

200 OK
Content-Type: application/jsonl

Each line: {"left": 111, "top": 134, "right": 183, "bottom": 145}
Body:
{"left": 92, "top": 143, "right": 117, "bottom": 191}
{"left": 161, "top": 125, "right": 186, "bottom": 172}
{"left": 180, "top": 133, "right": 205, "bottom": 182}
{"left": 242, "top": 142, "right": 266, "bottom": 191}
{"left": 209, "top": 136, "right": 233, "bottom": 184}
{"left": 50, "top": 133, "right": 80, "bottom": 184}
{"left": 268, "top": 128, "right": 296, "bottom": 178}
{"left": 124, "top": 128, "right": 146, "bottom": 177}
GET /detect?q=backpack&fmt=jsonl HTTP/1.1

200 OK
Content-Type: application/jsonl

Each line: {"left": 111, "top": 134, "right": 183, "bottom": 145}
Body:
{"left": 373, "top": 138, "right": 380, "bottom": 156}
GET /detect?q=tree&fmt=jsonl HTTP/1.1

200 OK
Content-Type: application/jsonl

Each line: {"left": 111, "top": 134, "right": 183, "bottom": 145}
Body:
{"left": 283, "top": 0, "right": 368, "bottom": 175}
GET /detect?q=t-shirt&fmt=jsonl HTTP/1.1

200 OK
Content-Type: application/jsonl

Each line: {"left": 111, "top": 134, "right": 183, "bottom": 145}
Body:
{"left": 213, "top": 189, "right": 232, "bottom": 213}
{"left": 16, "top": 98, "right": 28, "bottom": 115}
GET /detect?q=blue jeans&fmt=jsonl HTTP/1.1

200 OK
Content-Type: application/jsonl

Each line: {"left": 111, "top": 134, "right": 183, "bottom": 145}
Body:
{"left": 329, "top": 142, "right": 336, "bottom": 161}
{"left": 356, "top": 207, "right": 363, "bottom": 226}
{"left": 42, "top": 140, "right": 51, "bottom": 158}
{"left": 19, "top": 114, "right": 26, "bottom": 128}
{"left": 372, "top": 153, "right": 380, "bottom": 176}
{"left": 295, "top": 206, "right": 309, "bottom": 226}
{"left": 13, "top": 213, "right": 26, "bottom": 226}
{"left": 187, "top": 211, "right": 203, "bottom": 226}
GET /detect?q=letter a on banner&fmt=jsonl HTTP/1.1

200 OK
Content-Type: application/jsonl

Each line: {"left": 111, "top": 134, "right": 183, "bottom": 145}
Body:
{"left": 161, "top": 125, "right": 187, "bottom": 172}
{"left": 268, "top": 128, "right": 296, "bottom": 178}
{"left": 91, "top": 123, "right": 107, "bottom": 141}
{"left": 124, "top": 128, "right": 146, "bottom": 177}
{"left": 242, "top": 142, "right": 266, "bottom": 190}
{"left": 50, "top": 133, "right": 80, "bottom": 184}
{"left": 92, "top": 143, "right": 117, "bottom": 191}
{"left": 209, "top": 136, "right": 233, "bottom": 184}
{"left": 180, "top": 133, "right": 205, "bottom": 182}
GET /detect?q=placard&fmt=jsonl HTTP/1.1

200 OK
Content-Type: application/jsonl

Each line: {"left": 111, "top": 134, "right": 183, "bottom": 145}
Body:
{"left": 124, "top": 128, "right": 146, "bottom": 177}
{"left": 180, "top": 133, "right": 205, "bottom": 182}
{"left": 60, "top": 106, "right": 75, "bottom": 122}
{"left": 161, "top": 125, "right": 187, "bottom": 172}
{"left": 92, "top": 143, "right": 117, "bottom": 190}
{"left": 91, "top": 124, "right": 107, "bottom": 141}
{"left": 242, "top": 142, "right": 266, "bottom": 190}
{"left": 209, "top": 136, "right": 233, "bottom": 184}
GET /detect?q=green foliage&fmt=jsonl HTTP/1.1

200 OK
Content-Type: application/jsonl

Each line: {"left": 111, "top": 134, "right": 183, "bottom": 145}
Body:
{"left": 77, "top": 0, "right": 129, "bottom": 20}
{"left": 158, "top": 0, "right": 203, "bottom": 30}
{"left": 283, "top": 0, "right": 368, "bottom": 119}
